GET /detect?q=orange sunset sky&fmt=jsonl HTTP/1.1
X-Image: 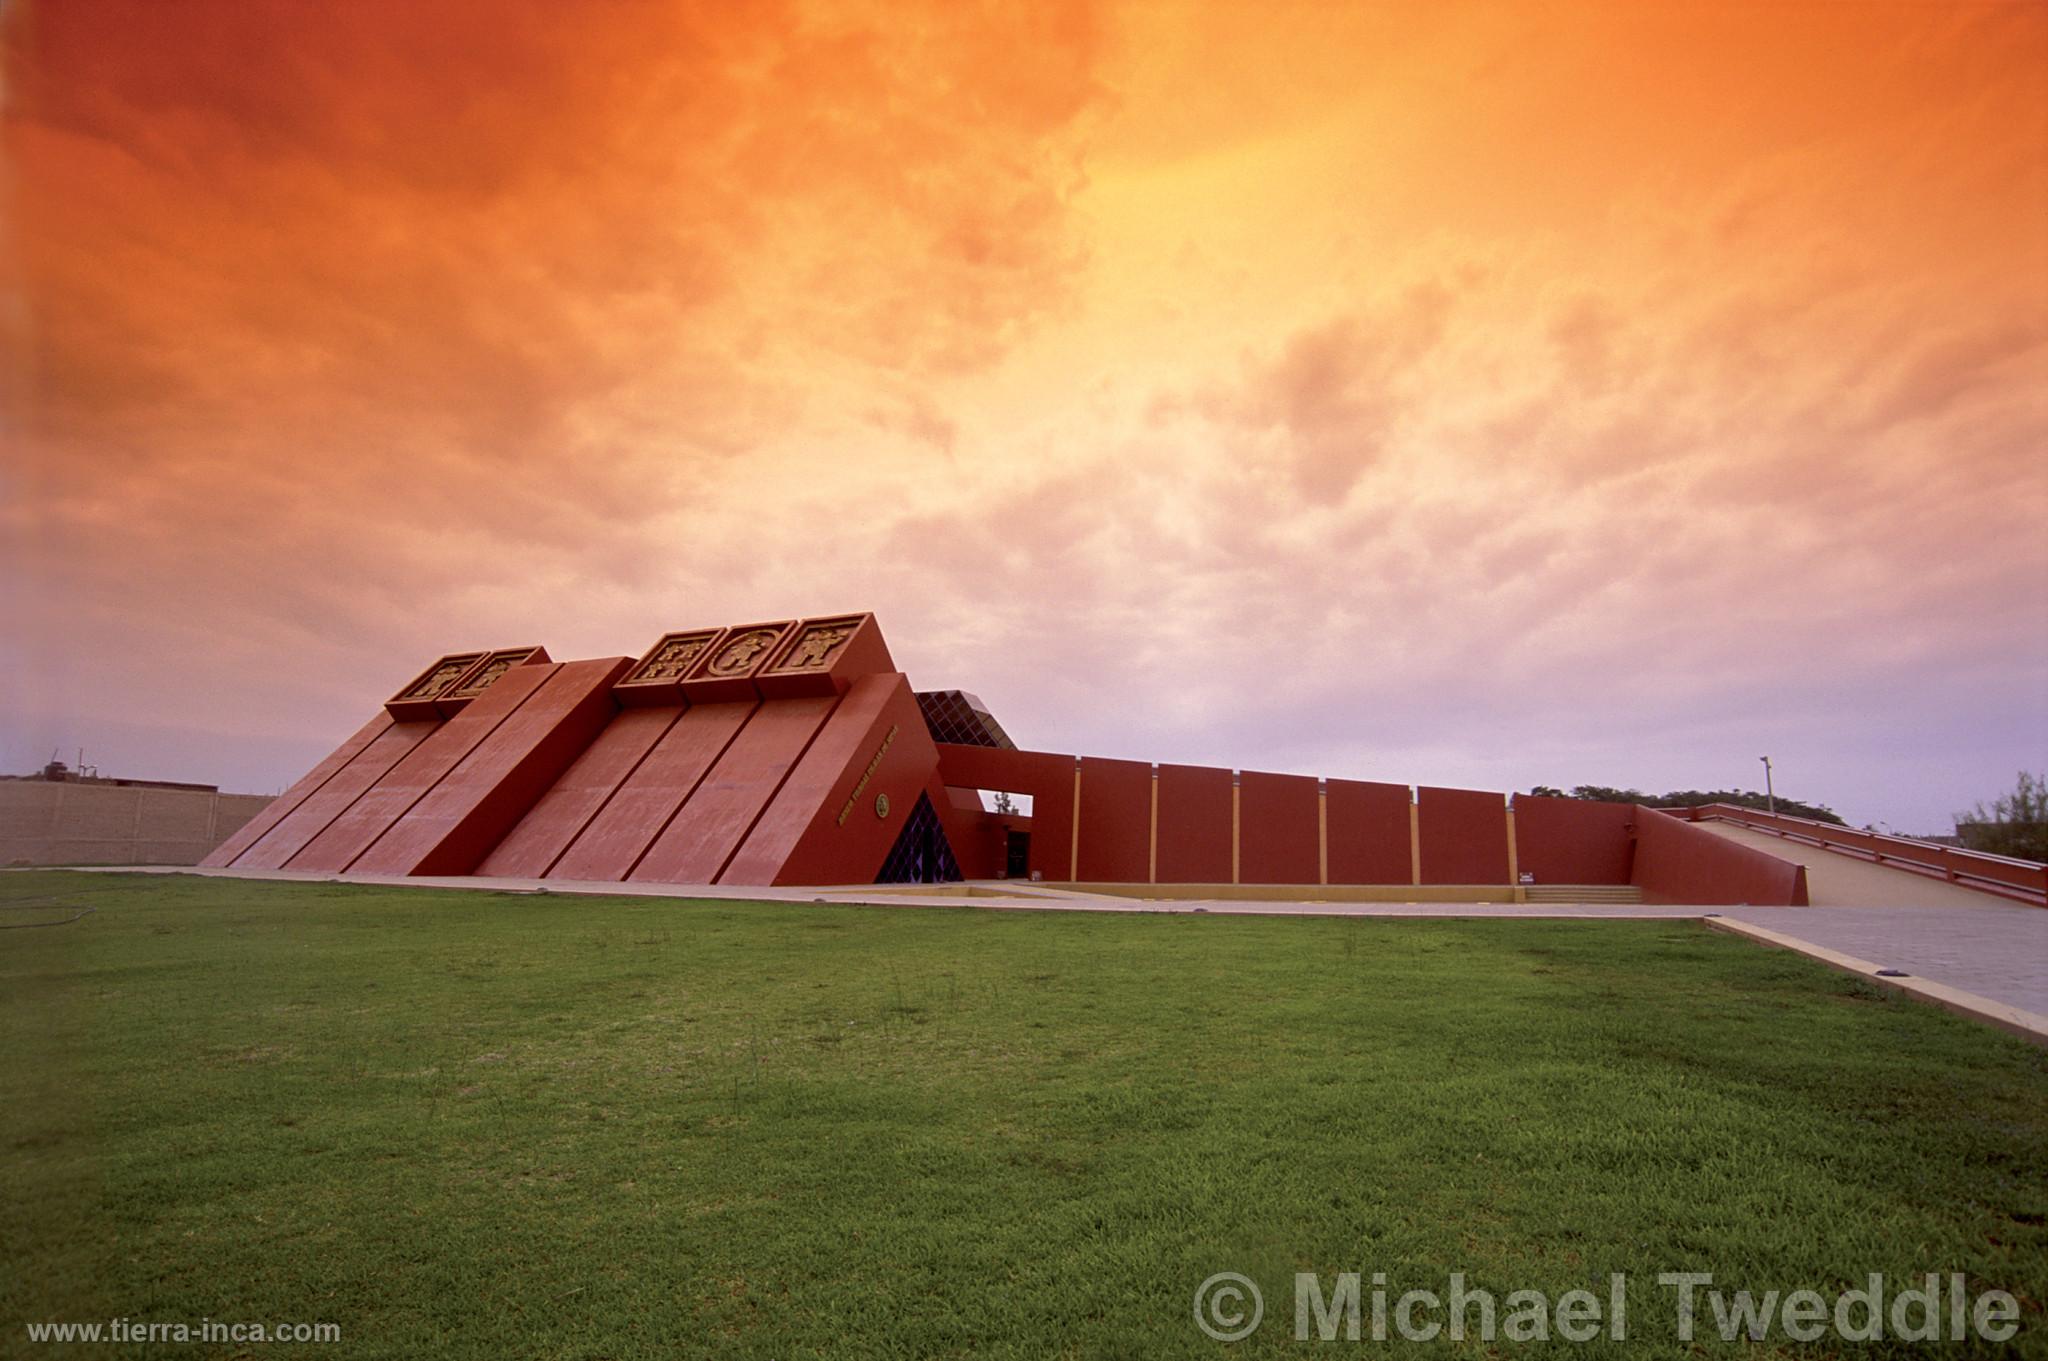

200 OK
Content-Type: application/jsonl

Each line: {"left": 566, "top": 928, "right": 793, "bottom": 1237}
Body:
{"left": 3, "top": 0, "right": 2044, "bottom": 832}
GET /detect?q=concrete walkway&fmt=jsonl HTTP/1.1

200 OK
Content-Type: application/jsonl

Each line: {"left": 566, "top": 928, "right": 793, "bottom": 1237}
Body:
{"left": 1712, "top": 904, "right": 2048, "bottom": 1014}
{"left": 53, "top": 864, "right": 2048, "bottom": 1044}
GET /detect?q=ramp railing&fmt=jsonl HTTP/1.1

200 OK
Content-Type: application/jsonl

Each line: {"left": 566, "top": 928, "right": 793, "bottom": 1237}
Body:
{"left": 1657, "top": 804, "right": 2046, "bottom": 907}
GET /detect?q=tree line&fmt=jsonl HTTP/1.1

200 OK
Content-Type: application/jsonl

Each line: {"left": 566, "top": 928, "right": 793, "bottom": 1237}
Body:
{"left": 1524, "top": 771, "right": 2047, "bottom": 864}
{"left": 1524, "top": 785, "right": 1845, "bottom": 825}
{"left": 1955, "top": 771, "right": 2047, "bottom": 862}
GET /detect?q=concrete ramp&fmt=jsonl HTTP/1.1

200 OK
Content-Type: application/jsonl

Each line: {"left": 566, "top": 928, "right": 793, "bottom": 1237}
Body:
{"left": 1697, "top": 820, "right": 2023, "bottom": 907}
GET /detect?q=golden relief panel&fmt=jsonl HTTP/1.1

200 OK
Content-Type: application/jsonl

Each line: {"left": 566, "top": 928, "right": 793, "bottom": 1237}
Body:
{"left": 708, "top": 629, "right": 779, "bottom": 676}
{"left": 781, "top": 624, "right": 854, "bottom": 670}
{"left": 403, "top": 657, "right": 478, "bottom": 700}
{"left": 629, "top": 636, "right": 710, "bottom": 683}
{"left": 449, "top": 654, "right": 517, "bottom": 697}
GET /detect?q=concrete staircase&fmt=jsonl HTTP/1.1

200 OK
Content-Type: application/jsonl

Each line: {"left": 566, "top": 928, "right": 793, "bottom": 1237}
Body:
{"left": 1523, "top": 884, "right": 1644, "bottom": 905}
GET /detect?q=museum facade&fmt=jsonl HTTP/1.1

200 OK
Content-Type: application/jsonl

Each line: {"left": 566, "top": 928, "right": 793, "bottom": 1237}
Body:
{"left": 205, "top": 614, "right": 1807, "bottom": 904}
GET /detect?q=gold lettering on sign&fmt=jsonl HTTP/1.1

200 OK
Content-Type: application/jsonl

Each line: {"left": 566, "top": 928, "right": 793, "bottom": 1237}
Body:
{"left": 836, "top": 724, "right": 900, "bottom": 826}
{"left": 709, "top": 629, "right": 778, "bottom": 676}
{"left": 782, "top": 624, "right": 854, "bottom": 670}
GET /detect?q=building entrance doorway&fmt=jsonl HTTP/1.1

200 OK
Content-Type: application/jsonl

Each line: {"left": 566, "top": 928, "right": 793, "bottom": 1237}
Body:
{"left": 1005, "top": 830, "right": 1031, "bottom": 879}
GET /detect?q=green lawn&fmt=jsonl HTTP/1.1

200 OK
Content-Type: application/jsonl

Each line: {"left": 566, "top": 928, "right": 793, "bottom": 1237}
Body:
{"left": 3, "top": 870, "right": 2043, "bottom": 1358}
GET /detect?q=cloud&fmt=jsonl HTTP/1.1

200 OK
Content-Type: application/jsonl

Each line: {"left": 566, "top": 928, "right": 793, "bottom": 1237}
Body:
{"left": 3, "top": 0, "right": 1110, "bottom": 718}
{"left": 3, "top": 0, "right": 2042, "bottom": 834}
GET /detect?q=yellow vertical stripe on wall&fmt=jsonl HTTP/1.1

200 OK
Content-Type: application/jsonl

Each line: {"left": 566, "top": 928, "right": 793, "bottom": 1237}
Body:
{"left": 1069, "top": 762, "right": 1081, "bottom": 882}
{"left": 1148, "top": 770, "right": 1159, "bottom": 884}
{"left": 1504, "top": 803, "right": 1521, "bottom": 901}
{"left": 1318, "top": 789, "right": 1328, "bottom": 886}
{"left": 1231, "top": 782, "right": 1241, "bottom": 885}
{"left": 1408, "top": 796, "right": 1422, "bottom": 886}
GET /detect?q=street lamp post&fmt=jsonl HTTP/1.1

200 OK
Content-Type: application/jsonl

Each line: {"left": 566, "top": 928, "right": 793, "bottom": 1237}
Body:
{"left": 1759, "top": 755, "right": 1775, "bottom": 817}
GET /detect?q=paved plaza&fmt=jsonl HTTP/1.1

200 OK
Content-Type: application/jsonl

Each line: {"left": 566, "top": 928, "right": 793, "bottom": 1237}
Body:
{"left": 1717, "top": 904, "right": 2048, "bottom": 1014}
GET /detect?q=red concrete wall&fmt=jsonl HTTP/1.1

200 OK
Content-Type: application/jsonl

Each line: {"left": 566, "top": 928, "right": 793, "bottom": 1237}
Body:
{"left": 1075, "top": 757, "right": 1153, "bottom": 882}
{"left": 203, "top": 712, "right": 396, "bottom": 868}
{"left": 629, "top": 694, "right": 840, "bottom": 884}
{"left": 1632, "top": 806, "right": 1809, "bottom": 905}
{"left": 726, "top": 673, "right": 942, "bottom": 886}
{"left": 942, "top": 794, "right": 1001, "bottom": 880}
{"left": 1418, "top": 785, "right": 1511, "bottom": 885}
{"left": 285, "top": 663, "right": 557, "bottom": 873}
{"left": 548, "top": 701, "right": 754, "bottom": 881}
{"left": 232, "top": 718, "right": 442, "bottom": 870}
{"left": 1513, "top": 796, "right": 1635, "bottom": 885}
{"left": 350, "top": 657, "right": 630, "bottom": 876}
{"left": 932, "top": 745, "right": 1076, "bottom": 880}
{"left": 1238, "top": 769, "right": 1320, "bottom": 884}
{"left": 1154, "top": 763, "right": 1234, "bottom": 883}
{"left": 1324, "top": 778, "right": 1412, "bottom": 884}
{"left": 475, "top": 706, "right": 681, "bottom": 877}
{"left": 936, "top": 802, "right": 1032, "bottom": 880}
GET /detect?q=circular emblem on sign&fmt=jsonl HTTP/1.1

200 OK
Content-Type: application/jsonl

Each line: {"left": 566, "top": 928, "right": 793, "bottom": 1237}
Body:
{"left": 709, "top": 629, "right": 777, "bottom": 676}
{"left": 874, "top": 793, "right": 891, "bottom": 819}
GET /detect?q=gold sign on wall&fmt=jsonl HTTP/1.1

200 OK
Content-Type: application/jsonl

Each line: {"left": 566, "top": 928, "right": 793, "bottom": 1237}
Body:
{"left": 403, "top": 657, "right": 475, "bottom": 700}
{"left": 631, "top": 636, "right": 708, "bottom": 683}
{"left": 784, "top": 624, "right": 854, "bottom": 670}
{"left": 709, "top": 629, "right": 780, "bottom": 676}
{"left": 837, "top": 724, "right": 900, "bottom": 826}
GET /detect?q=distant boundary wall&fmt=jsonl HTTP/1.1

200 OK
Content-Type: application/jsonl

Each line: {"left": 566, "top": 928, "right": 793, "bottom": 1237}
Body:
{"left": 0, "top": 782, "right": 272, "bottom": 866}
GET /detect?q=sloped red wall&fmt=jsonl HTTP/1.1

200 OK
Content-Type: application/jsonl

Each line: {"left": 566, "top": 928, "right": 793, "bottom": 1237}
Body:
{"left": 234, "top": 716, "right": 446, "bottom": 863}
{"left": 286, "top": 664, "right": 560, "bottom": 873}
{"left": 350, "top": 657, "right": 629, "bottom": 876}
{"left": 227, "top": 717, "right": 441, "bottom": 870}
{"left": 629, "top": 695, "right": 840, "bottom": 883}
{"left": 475, "top": 706, "right": 681, "bottom": 878}
{"left": 1632, "top": 806, "right": 1809, "bottom": 905}
{"left": 202, "top": 712, "right": 397, "bottom": 868}
{"left": 549, "top": 701, "right": 755, "bottom": 881}
{"left": 727, "top": 672, "right": 938, "bottom": 887}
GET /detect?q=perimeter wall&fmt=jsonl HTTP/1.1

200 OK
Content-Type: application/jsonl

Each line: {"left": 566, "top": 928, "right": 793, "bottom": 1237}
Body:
{"left": 932, "top": 746, "right": 1676, "bottom": 891}
{"left": 1, "top": 782, "right": 272, "bottom": 866}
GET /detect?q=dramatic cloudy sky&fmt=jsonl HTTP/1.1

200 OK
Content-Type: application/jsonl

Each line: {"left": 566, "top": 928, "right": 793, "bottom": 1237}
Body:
{"left": 4, "top": 0, "right": 2043, "bottom": 831}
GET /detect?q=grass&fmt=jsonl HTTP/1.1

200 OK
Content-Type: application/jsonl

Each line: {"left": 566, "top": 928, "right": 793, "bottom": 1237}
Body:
{"left": 2, "top": 870, "right": 2043, "bottom": 1359}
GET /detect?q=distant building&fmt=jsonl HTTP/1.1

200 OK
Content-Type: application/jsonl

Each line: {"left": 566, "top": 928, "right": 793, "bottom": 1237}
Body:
{"left": 5, "top": 758, "right": 220, "bottom": 794}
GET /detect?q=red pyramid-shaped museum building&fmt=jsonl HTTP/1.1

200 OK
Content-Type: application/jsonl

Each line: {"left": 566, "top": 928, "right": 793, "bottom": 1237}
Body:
{"left": 205, "top": 613, "right": 1811, "bottom": 904}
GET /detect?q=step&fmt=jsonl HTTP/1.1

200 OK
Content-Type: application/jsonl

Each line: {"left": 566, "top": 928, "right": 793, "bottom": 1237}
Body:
{"left": 1522, "top": 884, "right": 1644, "bottom": 904}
